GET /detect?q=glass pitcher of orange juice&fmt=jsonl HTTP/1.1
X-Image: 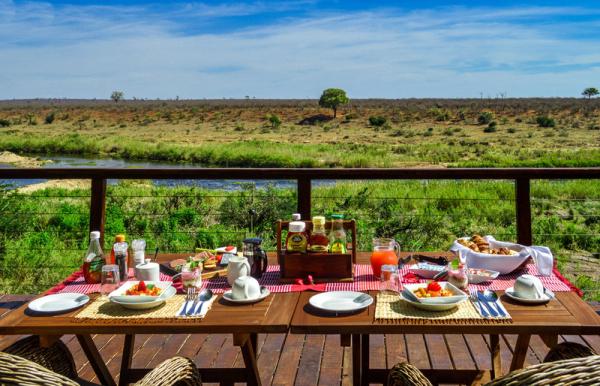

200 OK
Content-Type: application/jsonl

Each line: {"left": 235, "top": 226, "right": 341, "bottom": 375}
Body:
{"left": 370, "top": 238, "right": 400, "bottom": 279}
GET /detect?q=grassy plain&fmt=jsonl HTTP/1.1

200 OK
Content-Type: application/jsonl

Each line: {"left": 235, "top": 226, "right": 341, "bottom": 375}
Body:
{"left": 0, "top": 98, "right": 599, "bottom": 167}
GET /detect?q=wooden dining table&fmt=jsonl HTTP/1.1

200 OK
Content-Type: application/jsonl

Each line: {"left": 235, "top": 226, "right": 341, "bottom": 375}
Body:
{"left": 1, "top": 252, "right": 600, "bottom": 386}
{"left": 290, "top": 252, "right": 600, "bottom": 386}
{"left": 0, "top": 253, "right": 300, "bottom": 386}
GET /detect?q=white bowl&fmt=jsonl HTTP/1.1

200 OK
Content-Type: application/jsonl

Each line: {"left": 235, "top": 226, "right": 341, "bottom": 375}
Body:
{"left": 110, "top": 286, "right": 176, "bottom": 310}
{"left": 451, "top": 236, "right": 530, "bottom": 274}
{"left": 468, "top": 268, "right": 500, "bottom": 284}
{"left": 400, "top": 285, "right": 467, "bottom": 312}
{"left": 402, "top": 282, "right": 468, "bottom": 305}
{"left": 109, "top": 281, "right": 173, "bottom": 303}
{"left": 409, "top": 263, "right": 445, "bottom": 279}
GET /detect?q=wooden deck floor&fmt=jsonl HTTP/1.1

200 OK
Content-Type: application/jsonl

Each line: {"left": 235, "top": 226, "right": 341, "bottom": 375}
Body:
{"left": 1, "top": 295, "right": 599, "bottom": 385}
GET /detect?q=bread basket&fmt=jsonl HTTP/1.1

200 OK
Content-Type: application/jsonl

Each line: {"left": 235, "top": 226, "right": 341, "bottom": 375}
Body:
{"left": 450, "top": 235, "right": 531, "bottom": 274}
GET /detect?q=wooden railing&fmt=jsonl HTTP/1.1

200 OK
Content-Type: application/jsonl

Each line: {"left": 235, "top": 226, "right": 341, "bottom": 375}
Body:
{"left": 2, "top": 167, "right": 600, "bottom": 246}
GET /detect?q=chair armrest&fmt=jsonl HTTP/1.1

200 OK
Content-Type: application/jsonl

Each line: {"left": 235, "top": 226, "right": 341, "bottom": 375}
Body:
{"left": 2, "top": 335, "right": 77, "bottom": 379}
{"left": 543, "top": 341, "right": 597, "bottom": 363}
{"left": 486, "top": 355, "right": 600, "bottom": 386}
{"left": 134, "top": 356, "right": 201, "bottom": 386}
{"left": 388, "top": 362, "right": 433, "bottom": 386}
{"left": 0, "top": 351, "right": 78, "bottom": 385}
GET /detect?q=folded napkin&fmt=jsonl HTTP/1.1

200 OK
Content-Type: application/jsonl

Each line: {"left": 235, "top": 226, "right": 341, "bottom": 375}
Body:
{"left": 526, "top": 246, "right": 553, "bottom": 276}
{"left": 175, "top": 294, "right": 217, "bottom": 318}
{"left": 469, "top": 290, "right": 511, "bottom": 319}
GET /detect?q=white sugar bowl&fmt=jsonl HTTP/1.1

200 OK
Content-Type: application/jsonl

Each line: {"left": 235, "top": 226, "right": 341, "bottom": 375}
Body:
{"left": 135, "top": 259, "right": 160, "bottom": 282}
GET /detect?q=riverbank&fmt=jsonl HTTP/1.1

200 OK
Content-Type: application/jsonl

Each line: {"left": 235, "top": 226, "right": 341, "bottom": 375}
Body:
{"left": 0, "top": 151, "right": 50, "bottom": 167}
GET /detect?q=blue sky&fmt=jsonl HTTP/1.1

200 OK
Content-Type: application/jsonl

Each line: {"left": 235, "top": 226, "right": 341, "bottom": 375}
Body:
{"left": 1, "top": 0, "right": 600, "bottom": 99}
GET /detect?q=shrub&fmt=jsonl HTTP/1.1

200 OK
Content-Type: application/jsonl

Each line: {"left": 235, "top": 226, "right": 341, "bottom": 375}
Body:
{"left": 369, "top": 116, "right": 387, "bottom": 127}
{"left": 0, "top": 119, "right": 10, "bottom": 127}
{"left": 44, "top": 112, "right": 55, "bottom": 124}
{"left": 536, "top": 116, "right": 555, "bottom": 128}
{"left": 429, "top": 107, "right": 450, "bottom": 122}
{"left": 483, "top": 122, "right": 497, "bottom": 133}
{"left": 266, "top": 114, "right": 281, "bottom": 129}
{"left": 442, "top": 128, "right": 454, "bottom": 136}
{"left": 507, "top": 127, "right": 517, "bottom": 133}
{"left": 478, "top": 111, "right": 494, "bottom": 125}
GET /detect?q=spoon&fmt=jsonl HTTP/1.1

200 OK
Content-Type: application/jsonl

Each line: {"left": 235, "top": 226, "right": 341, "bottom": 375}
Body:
{"left": 482, "top": 289, "right": 506, "bottom": 317}
{"left": 194, "top": 288, "right": 214, "bottom": 315}
{"left": 401, "top": 288, "right": 422, "bottom": 303}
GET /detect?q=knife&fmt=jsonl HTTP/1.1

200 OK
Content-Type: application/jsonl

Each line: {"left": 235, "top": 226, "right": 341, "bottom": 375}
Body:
{"left": 477, "top": 291, "right": 498, "bottom": 317}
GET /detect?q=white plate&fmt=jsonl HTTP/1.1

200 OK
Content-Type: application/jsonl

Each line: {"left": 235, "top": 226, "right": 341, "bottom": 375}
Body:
{"left": 222, "top": 288, "right": 270, "bottom": 304}
{"left": 28, "top": 293, "right": 89, "bottom": 313}
{"left": 309, "top": 291, "right": 373, "bottom": 313}
{"left": 109, "top": 281, "right": 173, "bottom": 303}
{"left": 402, "top": 282, "right": 468, "bottom": 305}
{"left": 409, "top": 263, "right": 445, "bottom": 279}
{"left": 110, "top": 286, "right": 176, "bottom": 310}
{"left": 468, "top": 268, "right": 500, "bottom": 284}
{"left": 504, "top": 287, "right": 552, "bottom": 304}
{"left": 400, "top": 292, "right": 466, "bottom": 311}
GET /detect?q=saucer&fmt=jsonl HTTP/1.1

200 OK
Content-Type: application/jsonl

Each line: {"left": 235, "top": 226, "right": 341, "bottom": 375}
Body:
{"left": 222, "top": 288, "right": 270, "bottom": 304}
{"left": 504, "top": 286, "right": 552, "bottom": 304}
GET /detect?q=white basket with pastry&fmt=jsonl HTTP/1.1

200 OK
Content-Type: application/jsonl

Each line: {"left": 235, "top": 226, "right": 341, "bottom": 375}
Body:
{"left": 450, "top": 234, "right": 553, "bottom": 276}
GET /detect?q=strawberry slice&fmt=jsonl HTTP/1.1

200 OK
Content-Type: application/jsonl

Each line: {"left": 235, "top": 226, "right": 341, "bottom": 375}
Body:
{"left": 427, "top": 281, "right": 441, "bottom": 292}
{"left": 138, "top": 280, "right": 147, "bottom": 292}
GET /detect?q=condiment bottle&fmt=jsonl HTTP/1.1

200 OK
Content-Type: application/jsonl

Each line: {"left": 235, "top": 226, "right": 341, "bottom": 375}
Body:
{"left": 111, "top": 235, "right": 129, "bottom": 282}
{"left": 83, "top": 231, "right": 105, "bottom": 284}
{"left": 286, "top": 221, "right": 308, "bottom": 253}
{"left": 329, "top": 214, "right": 347, "bottom": 253}
{"left": 309, "top": 216, "right": 329, "bottom": 252}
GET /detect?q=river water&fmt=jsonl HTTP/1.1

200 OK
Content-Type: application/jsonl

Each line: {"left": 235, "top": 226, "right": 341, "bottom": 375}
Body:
{"left": 0, "top": 155, "right": 334, "bottom": 190}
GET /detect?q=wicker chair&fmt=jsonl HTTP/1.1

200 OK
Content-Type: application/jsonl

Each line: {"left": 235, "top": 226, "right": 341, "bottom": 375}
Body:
{"left": 1, "top": 336, "right": 201, "bottom": 386}
{"left": 388, "top": 342, "right": 599, "bottom": 386}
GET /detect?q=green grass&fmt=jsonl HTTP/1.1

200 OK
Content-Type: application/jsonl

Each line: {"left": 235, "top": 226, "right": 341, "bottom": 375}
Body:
{"left": 1, "top": 180, "right": 598, "bottom": 300}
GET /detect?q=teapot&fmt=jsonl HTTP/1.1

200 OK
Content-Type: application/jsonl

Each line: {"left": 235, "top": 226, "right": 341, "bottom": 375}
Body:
{"left": 243, "top": 237, "right": 268, "bottom": 279}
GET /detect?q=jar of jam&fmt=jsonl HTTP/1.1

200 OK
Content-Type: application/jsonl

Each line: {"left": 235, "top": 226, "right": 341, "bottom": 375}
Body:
{"left": 286, "top": 221, "right": 308, "bottom": 253}
{"left": 309, "top": 216, "right": 329, "bottom": 252}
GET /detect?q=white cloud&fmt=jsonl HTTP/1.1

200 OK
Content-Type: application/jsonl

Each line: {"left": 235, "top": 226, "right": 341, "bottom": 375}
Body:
{"left": 1, "top": 1, "right": 599, "bottom": 98}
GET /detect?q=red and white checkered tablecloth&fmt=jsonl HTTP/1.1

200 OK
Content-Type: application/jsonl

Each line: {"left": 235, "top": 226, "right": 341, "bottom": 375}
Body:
{"left": 48, "top": 263, "right": 574, "bottom": 295}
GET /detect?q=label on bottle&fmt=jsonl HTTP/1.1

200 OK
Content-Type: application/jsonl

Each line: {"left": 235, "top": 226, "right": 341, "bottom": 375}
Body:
{"left": 286, "top": 233, "right": 307, "bottom": 253}
{"left": 330, "top": 240, "right": 347, "bottom": 254}
{"left": 88, "top": 255, "right": 104, "bottom": 273}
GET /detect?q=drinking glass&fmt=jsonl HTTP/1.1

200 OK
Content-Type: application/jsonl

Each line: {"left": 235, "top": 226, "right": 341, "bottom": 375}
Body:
{"left": 379, "top": 264, "right": 399, "bottom": 295}
{"left": 181, "top": 266, "right": 202, "bottom": 290}
{"left": 101, "top": 264, "right": 120, "bottom": 296}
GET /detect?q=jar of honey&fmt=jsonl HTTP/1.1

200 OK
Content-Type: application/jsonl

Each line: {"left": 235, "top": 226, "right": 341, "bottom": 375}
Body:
{"left": 286, "top": 221, "right": 308, "bottom": 253}
{"left": 309, "top": 216, "right": 329, "bottom": 252}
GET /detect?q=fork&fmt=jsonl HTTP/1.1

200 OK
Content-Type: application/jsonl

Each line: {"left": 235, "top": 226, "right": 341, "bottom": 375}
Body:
{"left": 179, "top": 287, "right": 195, "bottom": 316}
{"left": 470, "top": 289, "right": 489, "bottom": 318}
{"left": 186, "top": 288, "right": 199, "bottom": 316}
{"left": 353, "top": 293, "right": 371, "bottom": 303}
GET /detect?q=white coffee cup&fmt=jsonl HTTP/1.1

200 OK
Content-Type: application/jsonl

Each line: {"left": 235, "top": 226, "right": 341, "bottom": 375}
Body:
{"left": 232, "top": 276, "right": 261, "bottom": 300}
{"left": 227, "top": 256, "right": 251, "bottom": 286}
{"left": 135, "top": 260, "right": 160, "bottom": 282}
{"left": 514, "top": 274, "right": 544, "bottom": 299}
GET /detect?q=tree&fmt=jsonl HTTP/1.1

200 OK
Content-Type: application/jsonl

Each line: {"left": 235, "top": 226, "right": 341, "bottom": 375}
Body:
{"left": 319, "top": 88, "right": 349, "bottom": 118}
{"left": 582, "top": 87, "right": 599, "bottom": 99}
{"left": 111, "top": 91, "right": 124, "bottom": 103}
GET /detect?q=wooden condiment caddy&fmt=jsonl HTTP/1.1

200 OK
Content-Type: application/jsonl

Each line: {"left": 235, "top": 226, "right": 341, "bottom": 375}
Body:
{"left": 276, "top": 219, "right": 356, "bottom": 283}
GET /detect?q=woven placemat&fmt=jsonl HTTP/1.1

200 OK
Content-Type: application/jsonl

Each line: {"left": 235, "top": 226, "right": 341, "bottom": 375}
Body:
{"left": 75, "top": 296, "right": 189, "bottom": 321}
{"left": 375, "top": 293, "right": 511, "bottom": 324}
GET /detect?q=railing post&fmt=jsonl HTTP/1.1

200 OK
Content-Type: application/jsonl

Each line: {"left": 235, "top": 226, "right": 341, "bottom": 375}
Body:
{"left": 515, "top": 178, "right": 532, "bottom": 245}
{"left": 297, "top": 178, "right": 311, "bottom": 220}
{"left": 90, "top": 178, "right": 107, "bottom": 247}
